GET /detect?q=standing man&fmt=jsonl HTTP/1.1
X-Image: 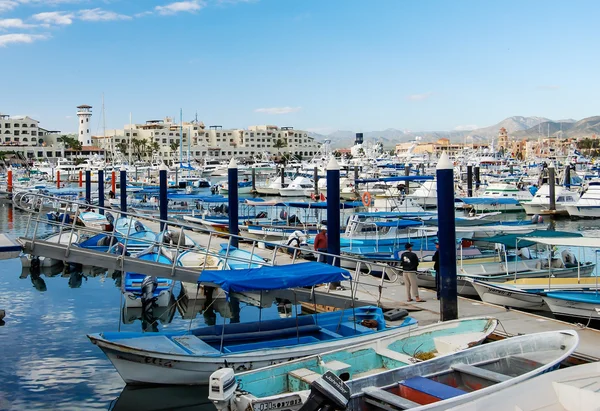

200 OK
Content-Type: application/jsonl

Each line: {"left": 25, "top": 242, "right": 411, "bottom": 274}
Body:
{"left": 400, "top": 243, "right": 423, "bottom": 302}
{"left": 432, "top": 240, "right": 440, "bottom": 300}
{"left": 313, "top": 225, "right": 328, "bottom": 263}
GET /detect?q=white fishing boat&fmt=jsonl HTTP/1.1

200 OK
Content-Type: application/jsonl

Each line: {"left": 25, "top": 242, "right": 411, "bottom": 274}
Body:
{"left": 470, "top": 277, "right": 600, "bottom": 311}
{"left": 447, "top": 361, "right": 600, "bottom": 411}
{"left": 87, "top": 263, "right": 418, "bottom": 385}
{"left": 542, "top": 291, "right": 600, "bottom": 321}
{"left": 255, "top": 177, "right": 291, "bottom": 195}
{"left": 465, "top": 182, "right": 532, "bottom": 212}
{"left": 564, "top": 179, "right": 600, "bottom": 218}
{"left": 279, "top": 177, "right": 314, "bottom": 197}
{"left": 208, "top": 317, "right": 498, "bottom": 411}
{"left": 521, "top": 184, "right": 579, "bottom": 216}
{"left": 77, "top": 211, "right": 111, "bottom": 231}
{"left": 20, "top": 231, "right": 80, "bottom": 268}
{"left": 210, "top": 329, "right": 578, "bottom": 411}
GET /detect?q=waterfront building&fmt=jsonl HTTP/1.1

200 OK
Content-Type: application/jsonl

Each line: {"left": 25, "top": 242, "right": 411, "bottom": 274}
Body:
{"left": 93, "top": 117, "right": 321, "bottom": 163}
{"left": 77, "top": 105, "right": 93, "bottom": 146}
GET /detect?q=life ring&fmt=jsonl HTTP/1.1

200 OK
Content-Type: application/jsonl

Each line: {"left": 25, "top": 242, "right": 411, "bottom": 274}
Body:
{"left": 362, "top": 191, "right": 372, "bottom": 207}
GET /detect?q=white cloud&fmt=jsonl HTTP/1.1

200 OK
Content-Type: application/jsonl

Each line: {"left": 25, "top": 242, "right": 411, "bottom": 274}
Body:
{"left": 155, "top": 0, "right": 204, "bottom": 15}
{"left": 0, "top": 1, "right": 18, "bottom": 13}
{"left": 78, "top": 8, "right": 131, "bottom": 22}
{"left": 0, "top": 18, "right": 35, "bottom": 29}
{"left": 254, "top": 106, "right": 302, "bottom": 115}
{"left": 134, "top": 10, "right": 153, "bottom": 18}
{"left": 0, "top": 32, "right": 48, "bottom": 46}
{"left": 32, "top": 11, "right": 74, "bottom": 25}
{"left": 454, "top": 124, "right": 478, "bottom": 131}
{"left": 406, "top": 92, "right": 433, "bottom": 101}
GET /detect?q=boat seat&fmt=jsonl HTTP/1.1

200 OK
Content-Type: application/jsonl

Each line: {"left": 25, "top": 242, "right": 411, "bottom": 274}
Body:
{"left": 289, "top": 367, "right": 322, "bottom": 385}
{"left": 362, "top": 386, "right": 420, "bottom": 410}
{"left": 399, "top": 376, "right": 466, "bottom": 403}
{"left": 451, "top": 363, "right": 510, "bottom": 383}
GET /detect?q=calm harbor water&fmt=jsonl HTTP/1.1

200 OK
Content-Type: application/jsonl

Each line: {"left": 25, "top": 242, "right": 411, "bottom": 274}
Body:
{"left": 1, "top": 199, "right": 600, "bottom": 410}
{"left": 0, "top": 201, "right": 296, "bottom": 410}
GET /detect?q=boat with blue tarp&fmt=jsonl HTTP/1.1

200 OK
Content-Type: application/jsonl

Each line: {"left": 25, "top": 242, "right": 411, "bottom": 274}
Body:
{"left": 87, "top": 262, "right": 418, "bottom": 385}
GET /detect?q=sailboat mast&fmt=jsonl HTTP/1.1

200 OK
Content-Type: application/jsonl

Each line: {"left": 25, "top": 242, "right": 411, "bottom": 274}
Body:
{"left": 129, "top": 112, "right": 132, "bottom": 165}
{"left": 102, "top": 93, "right": 108, "bottom": 162}
{"left": 179, "top": 108, "right": 183, "bottom": 167}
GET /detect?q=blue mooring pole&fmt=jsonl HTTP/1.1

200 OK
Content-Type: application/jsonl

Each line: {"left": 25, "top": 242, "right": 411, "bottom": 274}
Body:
{"left": 98, "top": 169, "right": 104, "bottom": 215}
{"left": 85, "top": 167, "right": 91, "bottom": 204}
{"left": 159, "top": 163, "right": 168, "bottom": 232}
{"left": 326, "top": 156, "right": 341, "bottom": 267}
{"left": 120, "top": 166, "right": 127, "bottom": 216}
{"left": 467, "top": 164, "right": 473, "bottom": 197}
{"left": 228, "top": 158, "right": 239, "bottom": 248}
{"left": 436, "top": 153, "right": 458, "bottom": 321}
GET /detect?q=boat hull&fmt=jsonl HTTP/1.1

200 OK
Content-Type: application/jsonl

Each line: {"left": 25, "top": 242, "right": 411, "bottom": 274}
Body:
{"left": 542, "top": 294, "right": 600, "bottom": 320}
{"left": 471, "top": 281, "right": 547, "bottom": 310}
{"left": 90, "top": 321, "right": 418, "bottom": 385}
{"left": 565, "top": 204, "right": 600, "bottom": 218}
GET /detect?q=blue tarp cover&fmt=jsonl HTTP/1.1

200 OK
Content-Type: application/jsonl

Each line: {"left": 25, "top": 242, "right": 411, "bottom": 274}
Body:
{"left": 355, "top": 211, "right": 435, "bottom": 218}
{"left": 285, "top": 201, "right": 362, "bottom": 209}
{"left": 198, "top": 262, "right": 351, "bottom": 293}
{"left": 459, "top": 197, "right": 520, "bottom": 205}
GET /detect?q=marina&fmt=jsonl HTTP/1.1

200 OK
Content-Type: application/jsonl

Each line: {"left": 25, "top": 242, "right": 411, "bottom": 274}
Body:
{"left": 2, "top": 1, "right": 600, "bottom": 409}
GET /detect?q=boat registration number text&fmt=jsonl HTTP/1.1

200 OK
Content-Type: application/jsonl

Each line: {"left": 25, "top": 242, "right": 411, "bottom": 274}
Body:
{"left": 253, "top": 396, "right": 302, "bottom": 411}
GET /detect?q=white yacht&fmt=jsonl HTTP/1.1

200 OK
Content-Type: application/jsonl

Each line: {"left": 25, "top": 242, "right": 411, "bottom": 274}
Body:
{"left": 468, "top": 182, "right": 533, "bottom": 212}
{"left": 407, "top": 180, "right": 438, "bottom": 208}
{"left": 255, "top": 176, "right": 290, "bottom": 195}
{"left": 565, "top": 180, "right": 600, "bottom": 218}
{"left": 520, "top": 184, "right": 579, "bottom": 216}
{"left": 278, "top": 176, "right": 313, "bottom": 197}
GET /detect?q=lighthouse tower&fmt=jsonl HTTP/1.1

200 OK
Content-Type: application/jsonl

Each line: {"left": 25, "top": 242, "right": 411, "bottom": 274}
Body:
{"left": 77, "top": 104, "right": 92, "bottom": 146}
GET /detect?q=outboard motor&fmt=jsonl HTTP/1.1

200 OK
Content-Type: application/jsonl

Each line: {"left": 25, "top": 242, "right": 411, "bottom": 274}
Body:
{"left": 134, "top": 220, "right": 145, "bottom": 233}
{"left": 299, "top": 371, "right": 350, "bottom": 411}
{"left": 208, "top": 368, "right": 238, "bottom": 411}
{"left": 141, "top": 275, "right": 158, "bottom": 314}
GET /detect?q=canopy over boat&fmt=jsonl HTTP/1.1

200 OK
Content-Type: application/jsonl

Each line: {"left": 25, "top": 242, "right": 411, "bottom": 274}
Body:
{"left": 355, "top": 211, "right": 435, "bottom": 218}
{"left": 285, "top": 201, "right": 363, "bottom": 209}
{"left": 373, "top": 220, "right": 423, "bottom": 228}
{"left": 471, "top": 230, "right": 582, "bottom": 248}
{"left": 521, "top": 236, "right": 600, "bottom": 248}
{"left": 197, "top": 262, "right": 350, "bottom": 294}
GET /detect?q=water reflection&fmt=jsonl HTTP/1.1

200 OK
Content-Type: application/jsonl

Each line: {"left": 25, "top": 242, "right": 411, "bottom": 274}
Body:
{"left": 110, "top": 385, "right": 213, "bottom": 411}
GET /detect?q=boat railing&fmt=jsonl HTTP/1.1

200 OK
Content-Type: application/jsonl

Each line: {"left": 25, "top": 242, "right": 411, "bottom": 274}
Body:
{"left": 16, "top": 191, "right": 397, "bottom": 300}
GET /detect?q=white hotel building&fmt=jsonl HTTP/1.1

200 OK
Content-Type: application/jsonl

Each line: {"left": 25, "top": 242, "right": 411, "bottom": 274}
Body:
{"left": 0, "top": 113, "right": 67, "bottom": 159}
{"left": 94, "top": 117, "right": 321, "bottom": 162}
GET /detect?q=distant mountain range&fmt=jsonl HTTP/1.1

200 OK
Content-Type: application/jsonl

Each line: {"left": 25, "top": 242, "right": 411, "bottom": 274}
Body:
{"left": 309, "top": 115, "right": 600, "bottom": 148}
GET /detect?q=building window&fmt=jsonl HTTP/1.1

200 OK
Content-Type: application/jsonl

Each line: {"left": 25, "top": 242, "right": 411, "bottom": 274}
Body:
{"left": 14, "top": 130, "right": 19, "bottom": 136}
{"left": 4, "top": 137, "right": 9, "bottom": 141}
{"left": 38, "top": 138, "right": 43, "bottom": 144}
{"left": 87, "top": 129, "right": 89, "bottom": 133}
{"left": 133, "top": 133, "right": 137, "bottom": 136}
{"left": 169, "top": 133, "right": 173, "bottom": 136}
{"left": 14, "top": 123, "right": 19, "bottom": 127}
{"left": 47, "top": 152, "right": 52, "bottom": 157}
{"left": 216, "top": 133, "right": 220, "bottom": 137}
{"left": 14, "top": 137, "right": 19, "bottom": 142}
{"left": 31, "top": 124, "right": 36, "bottom": 128}
{"left": 162, "top": 139, "right": 167, "bottom": 143}
{"left": 31, "top": 131, "right": 37, "bottom": 136}
{"left": 3, "top": 123, "right": 8, "bottom": 128}
{"left": 81, "top": 120, "right": 84, "bottom": 124}
{"left": 22, "top": 123, "right": 28, "bottom": 127}
{"left": 86, "top": 118, "right": 89, "bottom": 122}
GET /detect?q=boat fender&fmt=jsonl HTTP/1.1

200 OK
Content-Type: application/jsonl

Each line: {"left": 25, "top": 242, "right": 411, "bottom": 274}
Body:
{"left": 383, "top": 308, "right": 408, "bottom": 322}
{"left": 461, "top": 239, "right": 473, "bottom": 248}
{"left": 362, "top": 191, "right": 372, "bottom": 207}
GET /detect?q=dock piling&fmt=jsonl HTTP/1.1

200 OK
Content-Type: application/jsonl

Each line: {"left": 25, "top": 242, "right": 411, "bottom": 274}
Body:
{"left": 228, "top": 158, "right": 239, "bottom": 248}
{"left": 474, "top": 165, "right": 480, "bottom": 190}
{"left": 98, "top": 169, "right": 104, "bottom": 215}
{"left": 85, "top": 167, "right": 91, "bottom": 204}
{"left": 548, "top": 162, "right": 556, "bottom": 211}
{"left": 280, "top": 166, "right": 285, "bottom": 187}
{"left": 7, "top": 168, "right": 12, "bottom": 195}
{"left": 326, "top": 156, "right": 340, "bottom": 269}
{"left": 467, "top": 164, "right": 473, "bottom": 197}
{"left": 159, "top": 163, "right": 168, "bottom": 232}
{"left": 564, "top": 164, "right": 571, "bottom": 188}
{"left": 251, "top": 167, "right": 256, "bottom": 192}
{"left": 111, "top": 170, "right": 116, "bottom": 195}
{"left": 314, "top": 166, "right": 319, "bottom": 197}
{"left": 404, "top": 163, "right": 410, "bottom": 192}
{"left": 120, "top": 166, "right": 127, "bottom": 215}
{"left": 436, "top": 152, "right": 458, "bottom": 321}
{"left": 56, "top": 170, "right": 60, "bottom": 188}
{"left": 79, "top": 170, "right": 83, "bottom": 187}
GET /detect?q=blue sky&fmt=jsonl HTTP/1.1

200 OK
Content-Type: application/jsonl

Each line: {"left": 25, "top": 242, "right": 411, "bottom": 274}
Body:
{"left": 1, "top": 0, "right": 599, "bottom": 135}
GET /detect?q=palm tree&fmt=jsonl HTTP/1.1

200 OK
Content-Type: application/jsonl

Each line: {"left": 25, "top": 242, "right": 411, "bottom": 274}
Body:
{"left": 169, "top": 141, "right": 180, "bottom": 162}
{"left": 116, "top": 141, "right": 128, "bottom": 155}
{"left": 139, "top": 139, "right": 148, "bottom": 159}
